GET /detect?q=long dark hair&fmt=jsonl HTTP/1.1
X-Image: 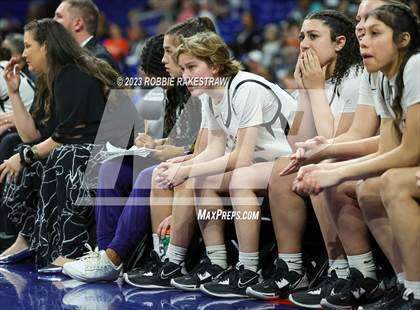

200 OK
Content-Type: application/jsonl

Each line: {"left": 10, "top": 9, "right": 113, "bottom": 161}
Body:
{"left": 26, "top": 18, "right": 119, "bottom": 122}
{"left": 304, "top": 10, "right": 363, "bottom": 85}
{"left": 368, "top": 4, "right": 420, "bottom": 126}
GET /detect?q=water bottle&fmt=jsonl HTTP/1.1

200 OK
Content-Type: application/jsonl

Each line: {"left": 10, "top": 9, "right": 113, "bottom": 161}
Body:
{"left": 159, "top": 227, "right": 170, "bottom": 254}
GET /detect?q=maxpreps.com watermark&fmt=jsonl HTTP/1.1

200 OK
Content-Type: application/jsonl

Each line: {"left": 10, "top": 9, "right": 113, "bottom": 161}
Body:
{"left": 197, "top": 209, "right": 260, "bottom": 221}
{"left": 117, "top": 76, "right": 230, "bottom": 88}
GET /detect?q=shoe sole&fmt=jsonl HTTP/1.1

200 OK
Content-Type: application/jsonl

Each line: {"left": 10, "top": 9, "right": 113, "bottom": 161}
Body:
{"left": 320, "top": 298, "right": 353, "bottom": 310}
{"left": 288, "top": 294, "right": 321, "bottom": 309}
{"left": 63, "top": 266, "right": 119, "bottom": 283}
{"left": 171, "top": 279, "right": 200, "bottom": 291}
{"left": 200, "top": 285, "right": 248, "bottom": 298}
{"left": 245, "top": 286, "right": 280, "bottom": 301}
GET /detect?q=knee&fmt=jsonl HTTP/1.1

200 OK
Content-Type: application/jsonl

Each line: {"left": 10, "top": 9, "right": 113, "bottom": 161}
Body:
{"left": 356, "top": 178, "right": 378, "bottom": 208}
{"left": 194, "top": 175, "right": 219, "bottom": 194}
{"left": 229, "top": 169, "right": 253, "bottom": 195}
{"left": 380, "top": 169, "right": 408, "bottom": 207}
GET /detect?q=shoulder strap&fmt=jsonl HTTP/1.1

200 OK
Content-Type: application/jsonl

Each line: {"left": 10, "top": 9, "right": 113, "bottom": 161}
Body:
{"left": 229, "top": 79, "right": 291, "bottom": 136}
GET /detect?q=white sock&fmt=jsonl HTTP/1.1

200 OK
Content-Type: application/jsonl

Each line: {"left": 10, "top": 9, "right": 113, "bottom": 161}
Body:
{"left": 329, "top": 259, "right": 349, "bottom": 279}
{"left": 152, "top": 234, "right": 162, "bottom": 256}
{"left": 206, "top": 245, "right": 227, "bottom": 269}
{"left": 405, "top": 280, "right": 420, "bottom": 300}
{"left": 347, "top": 252, "right": 377, "bottom": 280}
{"left": 238, "top": 251, "right": 259, "bottom": 272}
{"left": 397, "top": 273, "right": 405, "bottom": 285}
{"left": 165, "top": 243, "right": 187, "bottom": 265}
{"left": 278, "top": 253, "right": 303, "bottom": 275}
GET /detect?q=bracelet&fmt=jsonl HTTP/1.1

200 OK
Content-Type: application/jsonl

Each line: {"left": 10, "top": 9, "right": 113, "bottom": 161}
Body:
{"left": 31, "top": 145, "right": 40, "bottom": 160}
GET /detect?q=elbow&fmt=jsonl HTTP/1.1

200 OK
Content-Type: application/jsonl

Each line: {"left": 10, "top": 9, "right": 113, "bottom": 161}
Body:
{"left": 228, "top": 157, "right": 253, "bottom": 170}
{"left": 20, "top": 133, "right": 40, "bottom": 144}
{"left": 404, "top": 153, "right": 419, "bottom": 167}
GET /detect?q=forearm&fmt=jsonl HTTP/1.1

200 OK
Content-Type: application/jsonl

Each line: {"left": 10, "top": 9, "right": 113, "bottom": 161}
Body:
{"left": 187, "top": 150, "right": 250, "bottom": 178}
{"left": 320, "top": 151, "right": 380, "bottom": 170}
{"left": 339, "top": 145, "right": 419, "bottom": 181}
{"left": 288, "top": 90, "right": 316, "bottom": 148}
{"left": 35, "top": 138, "right": 61, "bottom": 160}
{"left": 324, "top": 136, "right": 379, "bottom": 160}
{"left": 181, "top": 147, "right": 223, "bottom": 166}
{"left": 308, "top": 90, "right": 336, "bottom": 138}
{"left": 9, "top": 93, "right": 40, "bottom": 142}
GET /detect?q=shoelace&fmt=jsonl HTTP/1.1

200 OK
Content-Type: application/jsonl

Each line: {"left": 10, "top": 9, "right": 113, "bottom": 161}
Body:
{"left": 402, "top": 288, "right": 413, "bottom": 301}
{"left": 79, "top": 244, "right": 101, "bottom": 267}
{"left": 78, "top": 243, "right": 100, "bottom": 260}
{"left": 192, "top": 258, "right": 214, "bottom": 280}
{"left": 216, "top": 265, "right": 241, "bottom": 284}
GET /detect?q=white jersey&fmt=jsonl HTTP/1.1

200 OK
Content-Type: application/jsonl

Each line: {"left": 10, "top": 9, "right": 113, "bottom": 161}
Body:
{"left": 374, "top": 53, "right": 420, "bottom": 130}
{"left": 0, "top": 60, "right": 35, "bottom": 113}
{"left": 203, "top": 71, "right": 296, "bottom": 161}
{"left": 358, "top": 69, "right": 379, "bottom": 108}
{"left": 327, "top": 66, "right": 361, "bottom": 116}
{"left": 199, "top": 94, "right": 209, "bottom": 129}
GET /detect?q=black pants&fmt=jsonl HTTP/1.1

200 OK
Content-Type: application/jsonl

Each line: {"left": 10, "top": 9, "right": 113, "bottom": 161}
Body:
{"left": 0, "top": 130, "right": 21, "bottom": 251}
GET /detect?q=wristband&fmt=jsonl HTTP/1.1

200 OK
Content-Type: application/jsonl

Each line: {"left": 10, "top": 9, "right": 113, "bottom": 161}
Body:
{"left": 31, "top": 145, "right": 40, "bottom": 160}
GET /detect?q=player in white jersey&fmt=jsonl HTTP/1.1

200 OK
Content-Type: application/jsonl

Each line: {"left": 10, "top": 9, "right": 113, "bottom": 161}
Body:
{"left": 294, "top": 4, "right": 420, "bottom": 309}
{"left": 244, "top": 10, "right": 364, "bottom": 302}
{"left": 138, "top": 31, "right": 297, "bottom": 296}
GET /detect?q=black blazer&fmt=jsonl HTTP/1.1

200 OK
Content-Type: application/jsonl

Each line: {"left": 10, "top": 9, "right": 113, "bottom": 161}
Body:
{"left": 84, "top": 37, "right": 120, "bottom": 72}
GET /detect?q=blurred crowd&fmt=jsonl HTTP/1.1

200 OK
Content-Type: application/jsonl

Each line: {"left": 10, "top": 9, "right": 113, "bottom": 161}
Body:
{"left": 0, "top": 0, "right": 419, "bottom": 88}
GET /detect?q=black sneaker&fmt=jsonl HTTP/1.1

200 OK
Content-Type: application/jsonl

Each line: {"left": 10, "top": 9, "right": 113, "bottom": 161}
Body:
{"left": 321, "top": 268, "right": 383, "bottom": 310}
{"left": 246, "top": 258, "right": 308, "bottom": 300}
{"left": 126, "top": 258, "right": 184, "bottom": 289}
{"left": 289, "top": 270, "right": 348, "bottom": 308}
{"left": 123, "top": 250, "right": 162, "bottom": 284}
{"left": 200, "top": 263, "right": 260, "bottom": 298}
{"left": 171, "top": 256, "right": 225, "bottom": 291}
{"left": 379, "top": 288, "right": 420, "bottom": 310}
{"left": 357, "top": 278, "right": 402, "bottom": 310}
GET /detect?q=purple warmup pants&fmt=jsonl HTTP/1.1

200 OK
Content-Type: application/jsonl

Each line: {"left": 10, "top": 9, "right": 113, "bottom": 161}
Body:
{"left": 95, "top": 157, "right": 158, "bottom": 259}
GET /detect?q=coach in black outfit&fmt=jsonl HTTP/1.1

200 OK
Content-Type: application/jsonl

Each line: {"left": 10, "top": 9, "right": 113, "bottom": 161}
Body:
{"left": 54, "top": 0, "right": 119, "bottom": 71}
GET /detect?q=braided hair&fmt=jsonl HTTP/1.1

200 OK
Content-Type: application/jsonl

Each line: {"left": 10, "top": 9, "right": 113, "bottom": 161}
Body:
{"left": 140, "top": 34, "right": 169, "bottom": 79}
{"left": 305, "top": 10, "right": 363, "bottom": 86}
{"left": 368, "top": 4, "right": 420, "bottom": 127}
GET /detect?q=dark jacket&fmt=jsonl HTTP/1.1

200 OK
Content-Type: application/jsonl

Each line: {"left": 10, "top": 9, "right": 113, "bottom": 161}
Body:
{"left": 84, "top": 37, "right": 120, "bottom": 72}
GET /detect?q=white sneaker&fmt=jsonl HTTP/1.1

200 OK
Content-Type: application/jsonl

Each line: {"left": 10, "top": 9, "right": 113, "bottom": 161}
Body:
{"left": 63, "top": 244, "right": 122, "bottom": 282}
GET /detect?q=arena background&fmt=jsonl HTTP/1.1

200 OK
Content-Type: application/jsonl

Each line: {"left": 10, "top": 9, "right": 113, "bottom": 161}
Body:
{"left": 0, "top": 1, "right": 419, "bottom": 309}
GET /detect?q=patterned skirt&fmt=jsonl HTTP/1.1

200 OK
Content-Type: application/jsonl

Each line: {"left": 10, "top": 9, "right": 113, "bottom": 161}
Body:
{"left": 2, "top": 144, "right": 104, "bottom": 263}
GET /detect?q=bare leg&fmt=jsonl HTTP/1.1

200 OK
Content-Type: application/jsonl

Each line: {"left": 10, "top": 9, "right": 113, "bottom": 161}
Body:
{"left": 150, "top": 167, "right": 173, "bottom": 234}
{"left": 357, "top": 177, "right": 403, "bottom": 275}
{"left": 170, "top": 178, "right": 198, "bottom": 248}
{"left": 268, "top": 158, "right": 308, "bottom": 254}
{"left": 381, "top": 168, "right": 420, "bottom": 282}
{"left": 229, "top": 162, "right": 273, "bottom": 253}
{"left": 324, "top": 181, "right": 371, "bottom": 256}
{"left": 311, "top": 193, "right": 346, "bottom": 259}
{"left": 194, "top": 173, "right": 231, "bottom": 246}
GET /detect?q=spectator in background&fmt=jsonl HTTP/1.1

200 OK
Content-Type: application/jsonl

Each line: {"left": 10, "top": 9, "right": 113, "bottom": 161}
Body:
{"left": 103, "top": 23, "right": 129, "bottom": 62}
{"left": 54, "top": 0, "right": 119, "bottom": 71}
{"left": 245, "top": 50, "right": 273, "bottom": 81}
{"left": 261, "top": 23, "right": 281, "bottom": 68}
{"left": 232, "top": 11, "right": 262, "bottom": 57}
{"left": 2, "top": 33, "right": 35, "bottom": 80}
{"left": 125, "top": 23, "right": 148, "bottom": 69}
{"left": 176, "top": 0, "right": 199, "bottom": 23}
{"left": 282, "top": 20, "right": 301, "bottom": 48}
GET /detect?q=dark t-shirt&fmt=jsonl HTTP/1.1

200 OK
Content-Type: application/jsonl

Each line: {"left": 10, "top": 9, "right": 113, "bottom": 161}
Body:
{"left": 31, "top": 91, "right": 58, "bottom": 141}
{"left": 51, "top": 64, "right": 106, "bottom": 144}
